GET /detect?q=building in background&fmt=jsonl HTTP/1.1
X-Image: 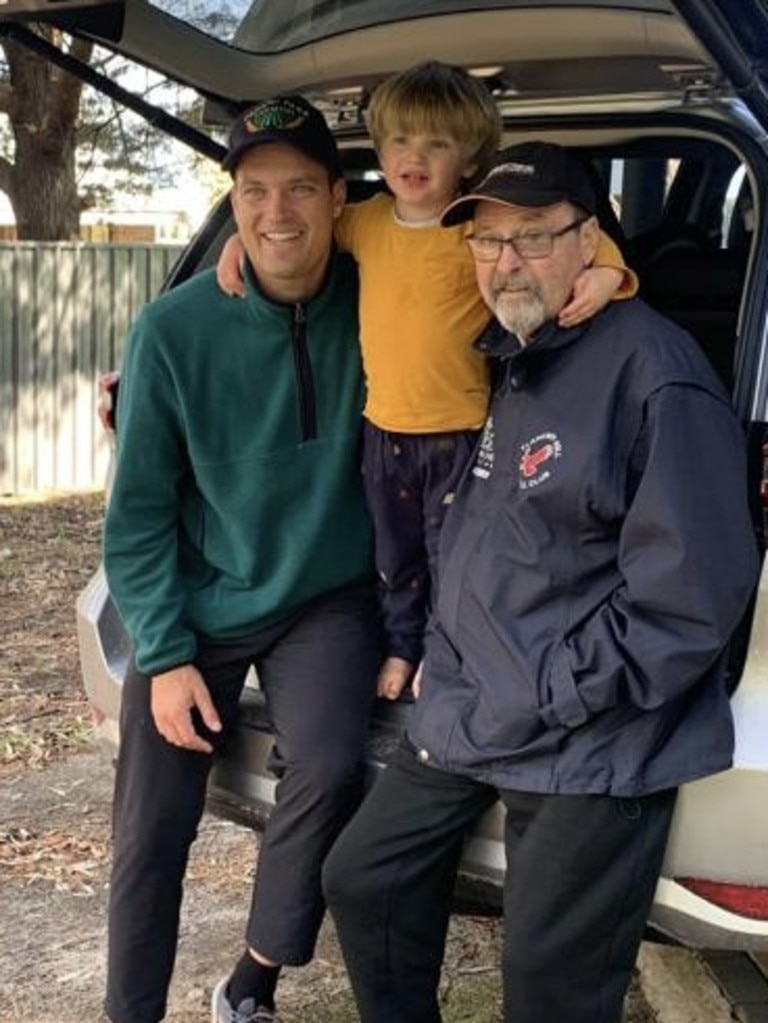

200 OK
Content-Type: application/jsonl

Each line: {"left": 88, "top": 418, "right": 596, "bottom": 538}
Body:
{"left": 0, "top": 169, "right": 218, "bottom": 243}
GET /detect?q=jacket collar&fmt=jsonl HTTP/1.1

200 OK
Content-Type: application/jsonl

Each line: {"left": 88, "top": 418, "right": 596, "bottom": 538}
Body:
{"left": 243, "top": 244, "right": 341, "bottom": 312}
{"left": 474, "top": 315, "right": 590, "bottom": 363}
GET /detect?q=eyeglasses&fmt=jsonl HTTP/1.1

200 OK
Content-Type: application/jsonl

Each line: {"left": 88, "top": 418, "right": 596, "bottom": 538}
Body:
{"left": 465, "top": 217, "right": 589, "bottom": 262}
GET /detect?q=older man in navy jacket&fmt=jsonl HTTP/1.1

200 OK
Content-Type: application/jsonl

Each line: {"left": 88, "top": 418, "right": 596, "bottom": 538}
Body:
{"left": 323, "top": 141, "right": 760, "bottom": 1023}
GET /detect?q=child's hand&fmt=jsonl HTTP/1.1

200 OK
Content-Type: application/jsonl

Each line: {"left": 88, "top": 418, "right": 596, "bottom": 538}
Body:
{"left": 558, "top": 266, "right": 623, "bottom": 328}
{"left": 377, "top": 656, "right": 414, "bottom": 701}
{"left": 216, "top": 233, "right": 247, "bottom": 297}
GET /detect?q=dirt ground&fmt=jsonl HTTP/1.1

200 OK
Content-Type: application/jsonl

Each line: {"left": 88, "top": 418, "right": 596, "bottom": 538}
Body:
{"left": 0, "top": 494, "right": 654, "bottom": 1023}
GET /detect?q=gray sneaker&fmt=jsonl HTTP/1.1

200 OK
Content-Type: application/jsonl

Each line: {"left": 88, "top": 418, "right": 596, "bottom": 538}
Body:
{"left": 211, "top": 977, "right": 280, "bottom": 1023}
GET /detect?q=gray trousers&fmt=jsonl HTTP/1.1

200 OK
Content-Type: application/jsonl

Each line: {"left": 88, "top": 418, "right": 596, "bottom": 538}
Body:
{"left": 105, "top": 585, "right": 380, "bottom": 1023}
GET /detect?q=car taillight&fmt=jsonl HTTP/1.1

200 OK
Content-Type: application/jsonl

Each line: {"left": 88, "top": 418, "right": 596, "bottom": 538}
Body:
{"left": 678, "top": 878, "right": 768, "bottom": 920}
{"left": 760, "top": 442, "right": 768, "bottom": 540}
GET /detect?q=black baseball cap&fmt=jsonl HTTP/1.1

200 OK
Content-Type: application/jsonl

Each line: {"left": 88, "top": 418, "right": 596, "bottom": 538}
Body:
{"left": 441, "top": 141, "right": 597, "bottom": 226}
{"left": 222, "top": 95, "right": 343, "bottom": 179}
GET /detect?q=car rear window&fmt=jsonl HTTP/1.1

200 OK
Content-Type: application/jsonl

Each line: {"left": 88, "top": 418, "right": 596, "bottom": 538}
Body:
{"left": 147, "top": 0, "right": 673, "bottom": 53}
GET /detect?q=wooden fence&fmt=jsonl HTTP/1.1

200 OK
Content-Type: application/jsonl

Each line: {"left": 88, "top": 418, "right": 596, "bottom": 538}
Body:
{"left": 0, "top": 242, "right": 184, "bottom": 495}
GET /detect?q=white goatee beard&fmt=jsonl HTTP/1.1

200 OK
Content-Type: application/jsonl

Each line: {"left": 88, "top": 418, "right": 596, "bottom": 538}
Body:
{"left": 492, "top": 291, "right": 547, "bottom": 340}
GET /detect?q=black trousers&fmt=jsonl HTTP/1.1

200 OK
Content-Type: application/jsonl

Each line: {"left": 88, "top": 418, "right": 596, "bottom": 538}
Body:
{"left": 361, "top": 422, "right": 479, "bottom": 665}
{"left": 105, "top": 586, "right": 380, "bottom": 1023}
{"left": 323, "top": 744, "right": 677, "bottom": 1023}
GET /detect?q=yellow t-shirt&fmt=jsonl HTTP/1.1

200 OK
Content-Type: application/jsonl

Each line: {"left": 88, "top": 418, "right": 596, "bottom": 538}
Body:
{"left": 336, "top": 192, "right": 636, "bottom": 434}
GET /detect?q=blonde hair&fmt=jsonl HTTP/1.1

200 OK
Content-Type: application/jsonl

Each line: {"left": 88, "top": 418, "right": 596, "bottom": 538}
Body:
{"left": 367, "top": 61, "right": 501, "bottom": 180}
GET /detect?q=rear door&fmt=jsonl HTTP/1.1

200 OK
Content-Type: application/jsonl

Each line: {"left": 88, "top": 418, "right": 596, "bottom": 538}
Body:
{"left": 671, "top": 0, "right": 768, "bottom": 131}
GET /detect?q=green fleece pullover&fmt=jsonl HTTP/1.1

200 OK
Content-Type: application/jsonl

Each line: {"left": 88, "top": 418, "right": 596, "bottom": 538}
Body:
{"left": 104, "top": 252, "right": 374, "bottom": 676}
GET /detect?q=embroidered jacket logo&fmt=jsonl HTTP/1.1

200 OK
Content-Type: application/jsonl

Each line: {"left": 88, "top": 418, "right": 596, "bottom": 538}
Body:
{"left": 472, "top": 416, "right": 495, "bottom": 479}
{"left": 519, "top": 433, "right": 562, "bottom": 489}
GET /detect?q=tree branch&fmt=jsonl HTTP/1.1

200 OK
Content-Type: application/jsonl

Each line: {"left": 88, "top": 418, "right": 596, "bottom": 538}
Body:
{"left": 50, "top": 34, "right": 94, "bottom": 126}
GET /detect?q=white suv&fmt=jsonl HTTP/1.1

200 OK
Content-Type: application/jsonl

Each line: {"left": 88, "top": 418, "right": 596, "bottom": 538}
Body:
{"left": 4, "top": 0, "right": 768, "bottom": 952}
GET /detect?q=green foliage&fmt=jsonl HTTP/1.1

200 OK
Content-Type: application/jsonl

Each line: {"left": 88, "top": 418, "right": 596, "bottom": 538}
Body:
{"left": 74, "top": 51, "right": 208, "bottom": 209}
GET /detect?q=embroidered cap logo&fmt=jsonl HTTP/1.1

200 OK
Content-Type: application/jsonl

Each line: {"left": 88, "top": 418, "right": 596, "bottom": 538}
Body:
{"left": 244, "top": 100, "right": 309, "bottom": 136}
{"left": 486, "top": 161, "right": 536, "bottom": 181}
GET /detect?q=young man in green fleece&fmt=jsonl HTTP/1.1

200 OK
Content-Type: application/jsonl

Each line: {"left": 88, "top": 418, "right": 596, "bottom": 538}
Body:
{"left": 102, "top": 97, "right": 380, "bottom": 1023}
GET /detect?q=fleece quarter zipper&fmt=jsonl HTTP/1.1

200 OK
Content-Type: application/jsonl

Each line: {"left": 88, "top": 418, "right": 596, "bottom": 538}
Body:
{"left": 292, "top": 303, "right": 317, "bottom": 441}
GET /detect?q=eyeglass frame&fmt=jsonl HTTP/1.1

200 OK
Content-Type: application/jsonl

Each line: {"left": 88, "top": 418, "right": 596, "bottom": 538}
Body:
{"left": 464, "top": 216, "right": 590, "bottom": 262}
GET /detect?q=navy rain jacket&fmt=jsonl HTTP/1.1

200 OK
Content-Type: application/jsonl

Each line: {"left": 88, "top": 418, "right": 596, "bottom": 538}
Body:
{"left": 408, "top": 299, "right": 760, "bottom": 796}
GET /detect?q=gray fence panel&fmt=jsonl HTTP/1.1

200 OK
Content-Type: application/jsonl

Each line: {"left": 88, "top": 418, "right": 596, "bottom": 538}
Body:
{"left": 0, "top": 242, "right": 183, "bottom": 495}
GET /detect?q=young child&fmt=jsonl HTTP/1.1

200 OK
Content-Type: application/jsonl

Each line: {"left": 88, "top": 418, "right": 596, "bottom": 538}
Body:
{"left": 218, "top": 63, "right": 638, "bottom": 700}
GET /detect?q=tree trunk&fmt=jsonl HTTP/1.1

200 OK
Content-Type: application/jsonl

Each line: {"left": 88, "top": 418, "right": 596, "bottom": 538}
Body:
{"left": 3, "top": 30, "right": 91, "bottom": 241}
{"left": 11, "top": 122, "right": 81, "bottom": 241}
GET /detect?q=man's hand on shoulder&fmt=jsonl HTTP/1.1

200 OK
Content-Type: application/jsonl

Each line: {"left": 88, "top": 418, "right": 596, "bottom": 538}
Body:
{"left": 151, "top": 664, "right": 222, "bottom": 754}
